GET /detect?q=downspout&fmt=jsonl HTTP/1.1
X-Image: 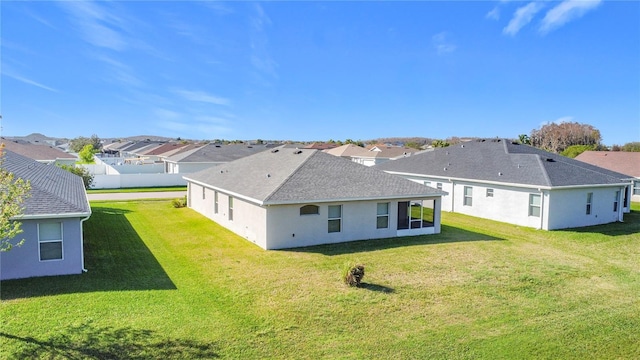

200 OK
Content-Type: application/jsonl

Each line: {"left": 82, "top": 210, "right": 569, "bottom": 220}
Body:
{"left": 618, "top": 186, "right": 624, "bottom": 222}
{"left": 539, "top": 189, "right": 545, "bottom": 230}
{"left": 450, "top": 180, "right": 455, "bottom": 212}
{"left": 80, "top": 214, "right": 91, "bottom": 272}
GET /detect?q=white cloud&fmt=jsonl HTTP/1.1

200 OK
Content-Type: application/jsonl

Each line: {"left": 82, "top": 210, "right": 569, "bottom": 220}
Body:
{"left": 4, "top": 72, "right": 59, "bottom": 92}
{"left": 486, "top": 7, "right": 500, "bottom": 21}
{"left": 503, "top": 2, "right": 545, "bottom": 36}
{"left": 173, "top": 90, "right": 230, "bottom": 106}
{"left": 154, "top": 108, "right": 182, "bottom": 120}
{"left": 249, "top": 3, "right": 278, "bottom": 83}
{"left": 432, "top": 32, "right": 457, "bottom": 55}
{"left": 540, "top": 0, "right": 602, "bottom": 34}
{"left": 57, "top": 1, "right": 127, "bottom": 51}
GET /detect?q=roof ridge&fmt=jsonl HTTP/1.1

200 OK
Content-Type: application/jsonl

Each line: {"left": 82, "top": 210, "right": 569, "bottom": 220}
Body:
{"left": 263, "top": 150, "right": 316, "bottom": 203}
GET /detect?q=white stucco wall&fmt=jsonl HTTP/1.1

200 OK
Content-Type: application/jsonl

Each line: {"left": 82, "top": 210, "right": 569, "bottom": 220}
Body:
{"left": 545, "top": 186, "right": 625, "bottom": 230}
{"left": 187, "top": 181, "right": 442, "bottom": 250}
{"left": 392, "top": 173, "right": 628, "bottom": 230}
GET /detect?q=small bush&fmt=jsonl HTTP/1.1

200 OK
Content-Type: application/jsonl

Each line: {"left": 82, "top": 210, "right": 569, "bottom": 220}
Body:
{"left": 344, "top": 264, "right": 365, "bottom": 287}
{"left": 172, "top": 196, "right": 187, "bottom": 208}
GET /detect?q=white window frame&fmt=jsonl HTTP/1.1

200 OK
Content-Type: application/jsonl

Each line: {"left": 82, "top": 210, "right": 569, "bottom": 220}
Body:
{"left": 463, "top": 186, "right": 473, "bottom": 206}
{"left": 38, "top": 222, "right": 64, "bottom": 262}
{"left": 328, "top": 205, "right": 342, "bottom": 233}
{"left": 229, "top": 196, "right": 234, "bottom": 221}
{"left": 486, "top": 188, "right": 494, "bottom": 197}
{"left": 214, "top": 191, "right": 219, "bottom": 214}
{"left": 436, "top": 183, "right": 443, "bottom": 190}
{"left": 586, "top": 192, "right": 593, "bottom": 215}
{"left": 634, "top": 181, "right": 640, "bottom": 196}
{"left": 614, "top": 191, "right": 620, "bottom": 212}
{"left": 423, "top": 181, "right": 431, "bottom": 187}
{"left": 529, "top": 194, "right": 541, "bottom": 217}
{"left": 376, "top": 202, "right": 389, "bottom": 229}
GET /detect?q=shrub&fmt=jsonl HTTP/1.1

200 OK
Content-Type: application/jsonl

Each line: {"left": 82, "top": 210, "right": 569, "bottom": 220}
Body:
{"left": 344, "top": 264, "right": 365, "bottom": 287}
{"left": 172, "top": 196, "right": 187, "bottom": 208}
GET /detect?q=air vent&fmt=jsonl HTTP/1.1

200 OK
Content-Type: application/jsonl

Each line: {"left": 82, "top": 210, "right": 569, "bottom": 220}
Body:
{"left": 215, "top": 145, "right": 221, "bottom": 148}
{"left": 293, "top": 150, "right": 302, "bottom": 154}
{"left": 546, "top": 158, "right": 555, "bottom": 162}
{"left": 271, "top": 149, "right": 279, "bottom": 153}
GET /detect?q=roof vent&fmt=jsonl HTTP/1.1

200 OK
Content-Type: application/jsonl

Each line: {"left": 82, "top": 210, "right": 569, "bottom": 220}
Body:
{"left": 443, "top": 167, "right": 447, "bottom": 171}
{"left": 498, "top": 172, "right": 503, "bottom": 176}
{"left": 266, "top": 174, "right": 271, "bottom": 178}
{"left": 247, "top": 146, "right": 253, "bottom": 148}
{"left": 546, "top": 158, "right": 556, "bottom": 162}
{"left": 293, "top": 150, "right": 302, "bottom": 154}
{"left": 215, "top": 145, "right": 221, "bottom": 148}
{"left": 271, "top": 149, "right": 279, "bottom": 153}
{"left": 461, "top": 144, "right": 464, "bottom": 148}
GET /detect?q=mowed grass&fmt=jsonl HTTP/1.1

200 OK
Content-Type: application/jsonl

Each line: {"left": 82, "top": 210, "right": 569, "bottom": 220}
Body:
{"left": 86, "top": 186, "right": 187, "bottom": 194}
{"left": 1, "top": 201, "right": 639, "bottom": 359}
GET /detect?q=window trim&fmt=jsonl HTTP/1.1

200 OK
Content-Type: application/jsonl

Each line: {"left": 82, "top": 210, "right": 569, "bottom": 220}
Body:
{"left": 436, "top": 183, "right": 443, "bottom": 190}
{"left": 614, "top": 190, "right": 620, "bottom": 212}
{"left": 529, "top": 194, "right": 541, "bottom": 217}
{"left": 486, "top": 188, "right": 494, "bottom": 197}
{"left": 229, "top": 196, "right": 234, "bottom": 221}
{"left": 328, "top": 205, "right": 342, "bottom": 233}
{"left": 463, "top": 186, "right": 473, "bottom": 206}
{"left": 38, "top": 222, "right": 64, "bottom": 262}
{"left": 376, "top": 202, "right": 389, "bottom": 229}
{"left": 586, "top": 192, "right": 593, "bottom": 215}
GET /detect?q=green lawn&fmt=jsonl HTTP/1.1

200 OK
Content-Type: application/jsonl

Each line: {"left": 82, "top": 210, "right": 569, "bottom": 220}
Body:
{"left": 86, "top": 186, "right": 187, "bottom": 194}
{"left": 1, "top": 201, "right": 639, "bottom": 359}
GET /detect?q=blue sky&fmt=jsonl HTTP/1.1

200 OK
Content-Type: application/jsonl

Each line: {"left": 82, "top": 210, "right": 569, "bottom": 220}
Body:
{"left": 1, "top": 1, "right": 638, "bottom": 145}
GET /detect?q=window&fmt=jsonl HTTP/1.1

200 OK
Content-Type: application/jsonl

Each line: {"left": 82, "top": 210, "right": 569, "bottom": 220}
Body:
{"left": 376, "top": 203, "right": 389, "bottom": 229}
{"left": 300, "top": 205, "right": 320, "bottom": 215}
{"left": 229, "top": 197, "right": 234, "bottom": 221}
{"left": 202, "top": 187, "right": 206, "bottom": 200}
{"left": 39, "top": 222, "right": 63, "bottom": 261}
{"left": 423, "top": 181, "right": 431, "bottom": 187}
{"left": 529, "top": 194, "right": 541, "bottom": 217}
{"left": 634, "top": 181, "right": 640, "bottom": 196}
{"left": 486, "top": 188, "right": 494, "bottom": 197}
{"left": 397, "top": 200, "right": 434, "bottom": 230}
{"left": 586, "top": 192, "right": 593, "bottom": 215}
{"left": 328, "top": 205, "right": 342, "bottom": 233}
{"left": 214, "top": 191, "right": 219, "bottom": 214}
{"left": 436, "top": 183, "right": 443, "bottom": 190}
{"left": 614, "top": 191, "right": 620, "bottom": 212}
{"left": 463, "top": 186, "right": 473, "bottom": 206}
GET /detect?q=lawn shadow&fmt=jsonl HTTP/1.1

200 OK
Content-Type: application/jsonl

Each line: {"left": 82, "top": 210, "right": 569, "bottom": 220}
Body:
{"left": 0, "top": 321, "right": 218, "bottom": 359}
{"left": 285, "top": 224, "right": 503, "bottom": 256}
{"left": 1, "top": 207, "right": 176, "bottom": 300}
{"left": 561, "top": 209, "right": 640, "bottom": 236}
{"left": 358, "top": 282, "right": 395, "bottom": 293}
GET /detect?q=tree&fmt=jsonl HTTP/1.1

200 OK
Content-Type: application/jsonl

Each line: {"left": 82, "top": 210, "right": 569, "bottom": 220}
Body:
{"left": 70, "top": 134, "right": 102, "bottom": 153}
{"left": 530, "top": 122, "right": 602, "bottom": 153}
{"left": 432, "top": 139, "right": 450, "bottom": 148}
{"left": 78, "top": 144, "right": 97, "bottom": 163}
{"left": 518, "top": 134, "right": 531, "bottom": 145}
{"left": 58, "top": 164, "right": 95, "bottom": 189}
{"left": 621, "top": 142, "right": 640, "bottom": 152}
{"left": 1, "top": 147, "right": 32, "bottom": 252}
{"left": 560, "top": 144, "right": 596, "bottom": 158}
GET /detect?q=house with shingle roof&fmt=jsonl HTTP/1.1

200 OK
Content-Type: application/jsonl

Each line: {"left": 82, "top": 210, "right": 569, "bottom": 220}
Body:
{"left": 1, "top": 139, "right": 76, "bottom": 166}
{"left": 1, "top": 150, "right": 91, "bottom": 280}
{"left": 376, "top": 139, "right": 633, "bottom": 230}
{"left": 184, "top": 147, "right": 446, "bottom": 249}
{"left": 165, "top": 143, "right": 277, "bottom": 174}
{"left": 575, "top": 151, "right": 640, "bottom": 202}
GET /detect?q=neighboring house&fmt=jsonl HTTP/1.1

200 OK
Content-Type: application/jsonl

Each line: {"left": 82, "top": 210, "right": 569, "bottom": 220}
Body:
{"left": 0, "top": 150, "right": 92, "bottom": 280}
{"left": 376, "top": 139, "right": 633, "bottom": 230}
{"left": 184, "top": 148, "right": 445, "bottom": 250}
{"left": 165, "top": 143, "right": 276, "bottom": 174}
{"left": 303, "top": 142, "right": 339, "bottom": 150}
{"left": 1, "top": 139, "right": 77, "bottom": 166}
{"left": 324, "top": 144, "right": 421, "bottom": 167}
{"left": 575, "top": 151, "right": 640, "bottom": 202}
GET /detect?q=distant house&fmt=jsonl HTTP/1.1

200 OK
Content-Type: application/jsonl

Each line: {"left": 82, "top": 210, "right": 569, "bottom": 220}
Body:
{"left": 184, "top": 148, "right": 445, "bottom": 250}
{"left": 324, "top": 144, "right": 421, "bottom": 166}
{"left": 1, "top": 139, "right": 76, "bottom": 166}
{"left": 376, "top": 139, "right": 632, "bottom": 230}
{"left": 575, "top": 151, "right": 640, "bottom": 202}
{"left": 0, "top": 150, "right": 91, "bottom": 280}
{"left": 164, "top": 143, "right": 276, "bottom": 174}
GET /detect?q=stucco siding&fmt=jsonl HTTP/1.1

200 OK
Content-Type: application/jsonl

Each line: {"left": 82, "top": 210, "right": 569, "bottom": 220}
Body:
{"left": 1, "top": 218, "right": 85, "bottom": 280}
{"left": 546, "top": 187, "right": 624, "bottom": 230}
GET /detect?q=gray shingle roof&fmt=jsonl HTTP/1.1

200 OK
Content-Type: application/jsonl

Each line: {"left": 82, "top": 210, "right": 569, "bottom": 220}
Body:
{"left": 375, "top": 139, "right": 632, "bottom": 187}
{"left": 184, "top": 148, "right": 445, "bottom": 205}
{"left": 167, "top": 143, "right": 277, "bottom": 163}
{"left": 1, "top": 150, "right": 91, "bottom": 217}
